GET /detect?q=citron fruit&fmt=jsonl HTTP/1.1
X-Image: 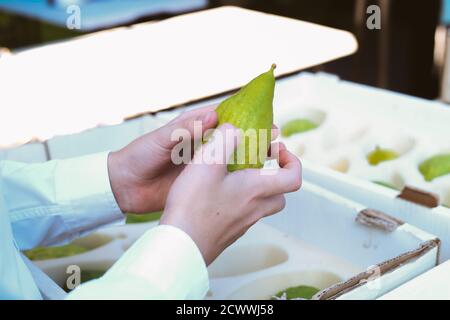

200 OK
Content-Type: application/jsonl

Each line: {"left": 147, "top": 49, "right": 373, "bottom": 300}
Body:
{"left": 216, "top": 64, "right": 276, "bottom": 172}
{"left": 281, "top": 118, "right": 318, "bottom": 137}
{"left": 367, "top": 146, "right": 399, "bottom": 166}
{"left": 419, "top": 153, "right": 450, "bottom": 182}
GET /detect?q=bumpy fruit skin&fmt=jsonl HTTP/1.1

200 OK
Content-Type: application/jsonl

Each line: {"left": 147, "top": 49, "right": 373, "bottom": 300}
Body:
{"left": 367, "top": 146, "right": 399, "bottom": 166}
{"left": 216, "top": 65, "right": 275, "bottom": 172}
{"left": 281, "top": 118, "right": 318, "bottom": 137}
{"left": 419, "top": 153, "right": 450, "bottom": 182}
{"left": 273, "top": 285, "right": 320, "bottom": 300}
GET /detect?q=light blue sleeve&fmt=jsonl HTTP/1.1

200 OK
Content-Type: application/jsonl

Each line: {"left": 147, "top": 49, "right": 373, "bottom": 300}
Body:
{"left": 1, "top": 152, "right": 124, "bottom": 250}
{"left": 67, "top": 225, "right": 209, "bottom": 300}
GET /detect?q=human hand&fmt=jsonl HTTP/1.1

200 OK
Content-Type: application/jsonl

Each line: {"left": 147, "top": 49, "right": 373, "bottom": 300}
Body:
{"left": 160, "top": 124, "right": 302, "bottom": 265}
{"left": 108, "top": 106, "right": 218, "bottom": 214}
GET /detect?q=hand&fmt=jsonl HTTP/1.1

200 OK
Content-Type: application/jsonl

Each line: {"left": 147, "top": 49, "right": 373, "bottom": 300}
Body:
{"left": 108, "top": 106, "right": 218, "bottom": 213}
{"left": 160, "top": 124, "right": 302, "bottom": 265}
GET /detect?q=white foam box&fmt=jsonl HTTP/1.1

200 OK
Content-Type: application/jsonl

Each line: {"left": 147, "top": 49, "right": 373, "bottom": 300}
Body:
{"left": 31, "top": 182, "right": 439, "bottom": 300}
{"left": 208, "top": 182, "right": 439, "bottom": 300}
{"left": 273, "top": 72, "right": 450, "bottom": 207}
{"left": 378, "top": 260, "right": 450, "bottom": 300}
{"left": 265, "top": 72, "right": 450, "bottom": 261}
{"left": 46, "top": 115, "right": 161, "bottom": 159}
{"left": 30, "top": 222, "right": 157, "bottom": 287}
{"left": 0, "top": 142, "right": 48, "bottom": 163}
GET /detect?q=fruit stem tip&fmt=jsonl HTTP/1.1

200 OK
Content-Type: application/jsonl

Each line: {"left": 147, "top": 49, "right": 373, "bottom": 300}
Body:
{"left": 271, "top": 63, "right": 277, "bottom": 70}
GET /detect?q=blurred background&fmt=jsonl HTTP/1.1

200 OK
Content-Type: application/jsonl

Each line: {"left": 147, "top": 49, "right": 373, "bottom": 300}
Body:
{"left": 0, "top": 0, "right": 449, "bottom": 100}
{"left": 0, "top": 0, "right": 450, "bottom": 99}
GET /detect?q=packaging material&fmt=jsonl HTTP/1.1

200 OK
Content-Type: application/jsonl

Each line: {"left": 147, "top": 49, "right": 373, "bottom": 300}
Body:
{"left": 47, "top": 115, "right": 160, "bottom": 159}
{"left": 273, "top": 72, "right": 450, "bottom": 208}
{"left": 221, "top": 182, "right": 439, "bottom": 300}
{"left": 30, "top": 182, "right": 439, "bottom": 300}
{"left": 0, "top": 142, "right": 48, "bottom": 163}
{"left": 379, "top": 260, "right": 450, "bottom": 300}
{"left": 303, "top": 160, "right": 450, "bottom": 262}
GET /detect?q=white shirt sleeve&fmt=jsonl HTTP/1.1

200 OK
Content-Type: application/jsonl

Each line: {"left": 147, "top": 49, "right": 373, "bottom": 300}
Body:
{"left": 1, "top": 152, "right": 209, "bottom": 300}
{"left": 66, "top": 225, "right": 209, "bottom": 300}
{"left": 2, "top": 152, "right": 124, "bottom": 250}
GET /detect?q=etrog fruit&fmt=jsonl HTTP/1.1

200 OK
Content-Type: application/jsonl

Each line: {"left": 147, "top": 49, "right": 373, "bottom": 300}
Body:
{"left": 216, "top": 64, "right": 276, "bottom": 172}
{"left": 367, "top": 146, "right": 399, "bottom": 166}
{"left": 273, "top": 285, "right": 320, "bottom": 300}
{"left": 281, "top": 118, "right": 318, "bottom": 137}
{"left": 419, "top": 153, "right": 450, "bottom": 182}
{"left": 126, "top": 211, "right": 162, "bottom": 224}
{"left": 24, "top": 244, "right": 88, "bottom": 261}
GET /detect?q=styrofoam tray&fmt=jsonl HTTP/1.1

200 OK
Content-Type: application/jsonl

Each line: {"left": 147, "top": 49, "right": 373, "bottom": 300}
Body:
{"left": 31, "top": 182, "right": 439, "bottom": 300}
{"left": 273, "top": 72, "right": 450, "bottom": 208}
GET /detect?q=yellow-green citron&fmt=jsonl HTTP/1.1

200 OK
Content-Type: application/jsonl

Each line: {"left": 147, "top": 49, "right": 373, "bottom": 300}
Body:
{"left": 366, "top": 146, "right": 399, "bottom": 166}
{"left": 24, "top": 244, "right": 88, "bottom": 261}
{"left": 281, "top": 118, "right": 318, "bottom": 137}
{"left": 419, "top": 153, "right": 450, "bottom": 182}
{"left": 216, "top": 64, "right": 276, "bottom": 172}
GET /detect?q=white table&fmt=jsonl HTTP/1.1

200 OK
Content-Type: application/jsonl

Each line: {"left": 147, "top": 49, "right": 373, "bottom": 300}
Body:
{"left": 0, "top": 6, "right": 357, "bottom": 147}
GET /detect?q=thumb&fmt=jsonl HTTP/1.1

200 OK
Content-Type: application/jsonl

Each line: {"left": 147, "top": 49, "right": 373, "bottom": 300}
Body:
{"left": 193, "top": 123, "right": 241, "bottom": 174}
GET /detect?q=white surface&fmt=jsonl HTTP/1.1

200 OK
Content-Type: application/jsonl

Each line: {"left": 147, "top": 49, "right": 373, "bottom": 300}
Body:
{"left": 379, "top": 260, "right": 450, "bottom": 300}
{"left": 47, "top": 115, "right": 160, "bottom": 159}
{"left": 304, "top": 159, "right": 450, "bottom": 262}
{"left": 0, "top": 6, "right": 357, "bottom": 147}
{"left": 0, "top": 142, "right": 47, "bottom": 163}
{"left": 272, "top": 72, "right": 450, "bottom": 208}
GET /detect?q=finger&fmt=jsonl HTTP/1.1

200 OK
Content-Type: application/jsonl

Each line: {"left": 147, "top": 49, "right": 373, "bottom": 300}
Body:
{"left": 267, "top": 141, "right": 280, "bottom": 159}
{"left": 194, "top": 123, "right": 241, "bottom": 174}
{"left": 241, "top": 144, "right": 302, "bottom": 197}
{"left": 271, "top": 124, "right": 279, "bottom": 141}
{"left": 156, "top": 109, "right": 218, "bottom": 150}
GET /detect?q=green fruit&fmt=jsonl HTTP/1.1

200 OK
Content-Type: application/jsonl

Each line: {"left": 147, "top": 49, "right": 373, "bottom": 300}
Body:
{"left": 281, "top": 119, "right": 318, "bottom": 137}
{"left": 24, "top": 244, "right": 88, "bottom": 261}
{"left": 81, "top": 269, "right": 106, "bottom": 283}
{"left": 419, "top": 153, "right": 450, "bottom": 182}
{"left": 216, "top": 64, "right": 276, "bottom": 172}
{"left": 372, "top": 181, "right": 398, "bottom": 190}
{"left": 63, "top": 269, "right": 107, "bottom": 291}
{"left": 273, "top": 285, "right": 320, "bottom": 300}
{"left": 126, "top": 212, "right": 162, "bottom": 224}
{"left": 367, "top": 146, "right": 399, "bottom": 166}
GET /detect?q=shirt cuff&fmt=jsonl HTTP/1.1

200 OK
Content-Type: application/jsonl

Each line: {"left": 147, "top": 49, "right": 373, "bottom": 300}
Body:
{"left": 54, "top": 151, "right": 124, "bottom": 234}
{"left": 101, "top": 225, "right": 209, "bottom": 299}
{"left": 5, "top": 152, "right": 124, "bottom": 248}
